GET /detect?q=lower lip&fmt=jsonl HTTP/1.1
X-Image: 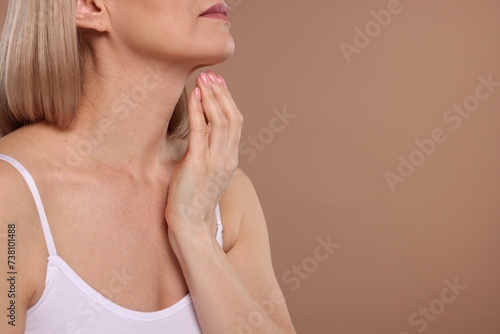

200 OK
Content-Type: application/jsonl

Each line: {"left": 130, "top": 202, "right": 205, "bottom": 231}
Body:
{"left": 200, "top": 13, "right": 230, "bottom": 22}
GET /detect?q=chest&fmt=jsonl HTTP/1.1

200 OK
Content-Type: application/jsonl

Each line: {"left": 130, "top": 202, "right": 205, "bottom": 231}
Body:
{"left": 37, "top": 178, "right": 194, "bottom": 312}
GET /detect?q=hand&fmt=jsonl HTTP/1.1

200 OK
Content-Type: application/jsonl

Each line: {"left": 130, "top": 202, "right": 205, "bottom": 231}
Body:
{"left": 165, "top": 71, "right": 243, "bottom": 239}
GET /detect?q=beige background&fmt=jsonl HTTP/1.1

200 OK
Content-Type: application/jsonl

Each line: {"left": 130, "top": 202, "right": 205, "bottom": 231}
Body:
{"left": 2, "top": 0, "right": 500, "bottom": 333}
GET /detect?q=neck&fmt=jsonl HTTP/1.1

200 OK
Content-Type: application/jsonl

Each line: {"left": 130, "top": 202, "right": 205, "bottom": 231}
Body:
{"left": 69, "top": 52, "right": 193, "bottom": 176}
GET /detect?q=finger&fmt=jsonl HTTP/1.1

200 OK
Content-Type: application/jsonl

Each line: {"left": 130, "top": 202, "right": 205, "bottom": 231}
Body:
{"left": 209, "top": 73, "right": 243, "bottom": 157}
{"left": 198, "top": 72, "right": 228, "bottom": 156}
{"left": 186, "top": 87, "right": 208, "bottom": 158}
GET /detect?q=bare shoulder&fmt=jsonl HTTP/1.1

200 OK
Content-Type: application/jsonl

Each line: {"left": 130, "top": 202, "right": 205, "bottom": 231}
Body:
{"left": 0, "top": 156, "right": 42, "bottom": 333}
{"left": 0, "top": 122, "right": 53, "bottom": 157}
{"left": 0, "top": 126, "right": 55, "bottom": 332}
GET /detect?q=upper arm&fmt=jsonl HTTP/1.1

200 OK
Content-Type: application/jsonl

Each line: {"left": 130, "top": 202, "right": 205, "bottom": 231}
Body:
{"left": 221, "top": 168, "right": 296, "bottom": 333}
{"left": 0, "top": 162, "right": 36, "bottom": 333}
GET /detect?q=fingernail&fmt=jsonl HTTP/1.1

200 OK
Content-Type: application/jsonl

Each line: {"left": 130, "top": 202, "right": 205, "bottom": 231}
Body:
{"left": 207, "top": 72, "right": 218, "bottom": 85}
{"left": 217, "top": 75, "right": 227, "bottom": 88}
{"left": 200, "top": 73, "right": 211, "bottom": 88}
{"left": 194, "top": 87, "right": 201, "bottom": 101}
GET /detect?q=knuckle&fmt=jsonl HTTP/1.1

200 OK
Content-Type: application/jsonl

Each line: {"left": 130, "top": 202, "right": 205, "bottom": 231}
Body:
{"left": 215, "top": 119, "right": 229, "bottom": 129}
{"left": 232, "top": 113, "right": 244, "bottom": 126}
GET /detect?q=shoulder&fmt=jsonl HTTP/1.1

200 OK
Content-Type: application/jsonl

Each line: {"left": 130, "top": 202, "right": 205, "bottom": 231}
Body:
{"left": 0, "top": 152, "right": 35, "bottom": 210}
{"left": 0, "top": 127, "right": 55, "bottom": 312}
{"left": 0, "top": 125, "right": 46, "bottom": 171}
{"left": 0, "top": 127, "right": 47, "bottom": 197}
{"left": 0, "top": 152, "right": 45, "bottom": 332}
{"left": 219, "top": 167, "right": 265, "bottom": 252}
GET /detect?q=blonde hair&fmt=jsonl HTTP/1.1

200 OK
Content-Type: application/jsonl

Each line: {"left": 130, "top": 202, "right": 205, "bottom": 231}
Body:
{"left": 0, "top": 0, "right": 189, "bottom": 139}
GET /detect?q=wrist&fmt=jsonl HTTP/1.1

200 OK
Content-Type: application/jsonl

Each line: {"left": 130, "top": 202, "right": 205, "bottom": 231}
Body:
{"left": 168, "top": 224, "right": 217, "bottom": 257}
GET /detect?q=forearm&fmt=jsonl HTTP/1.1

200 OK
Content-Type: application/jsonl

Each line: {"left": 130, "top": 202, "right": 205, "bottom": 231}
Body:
{"left": 169, "top": 226, "right": 290, "bottom": 334}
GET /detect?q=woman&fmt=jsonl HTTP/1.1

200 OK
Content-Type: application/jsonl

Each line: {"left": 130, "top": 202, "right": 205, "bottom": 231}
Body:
{"left": 0, "top": 0, "right": 296, "bottom": 333}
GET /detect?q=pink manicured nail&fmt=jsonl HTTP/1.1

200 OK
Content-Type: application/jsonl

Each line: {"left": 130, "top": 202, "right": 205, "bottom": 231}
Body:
{"left": 194, "top": 87, "right": 201, "bottom": 101}
{"left": 217, "top": 75, "right": 227, "bottom": 88}
{"left": 207, "top": 72, "right": 218, "bottom": 85}
{"left": 200, "top": 73, "right": 211, "bottom": 88}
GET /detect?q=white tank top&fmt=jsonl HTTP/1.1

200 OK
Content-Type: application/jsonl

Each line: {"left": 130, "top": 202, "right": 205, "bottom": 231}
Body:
{"left": 0, "top": 154, "right": 224, "bottom": 333}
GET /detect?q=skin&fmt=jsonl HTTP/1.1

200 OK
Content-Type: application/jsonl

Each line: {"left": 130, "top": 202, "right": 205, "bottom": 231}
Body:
{"left": 0, "top": 0, "right": 296, "bottom": 333}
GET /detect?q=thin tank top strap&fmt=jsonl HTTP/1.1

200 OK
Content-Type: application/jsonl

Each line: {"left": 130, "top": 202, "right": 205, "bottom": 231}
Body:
{"left": 0, "top": 154, "right": 57, "bottom": 256}
{"left": 215, "top": 203, "right": 224, "bottom": 248}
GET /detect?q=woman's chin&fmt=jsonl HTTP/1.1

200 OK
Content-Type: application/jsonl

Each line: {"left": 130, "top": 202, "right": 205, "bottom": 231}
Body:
{"left": 218, "top": 43, "right": 236, "bottom": 62}
{"left": 196, "top": 43, "right": 235, "bottom": 66}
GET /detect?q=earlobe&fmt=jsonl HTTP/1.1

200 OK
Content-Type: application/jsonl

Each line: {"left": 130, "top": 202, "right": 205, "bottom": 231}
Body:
{"left": 75, "top": 0, "right": 110, "bottom": 33}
